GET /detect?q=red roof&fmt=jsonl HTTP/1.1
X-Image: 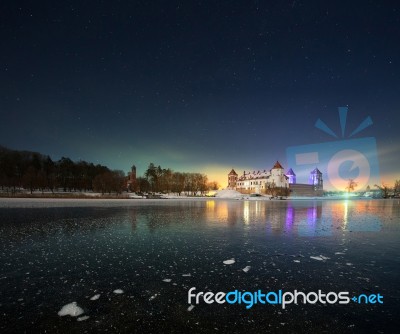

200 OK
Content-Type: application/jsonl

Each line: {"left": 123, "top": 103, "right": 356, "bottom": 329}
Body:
{"left": 228, "top": 169, "right": 238, "bottom": 175}
{"left": 272, "top": 161, "right": 284, "bottom": 169}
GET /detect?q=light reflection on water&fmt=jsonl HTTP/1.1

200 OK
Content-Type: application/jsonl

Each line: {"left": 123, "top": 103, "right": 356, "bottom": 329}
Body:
{"left": 200, "top": 199, "right": 387, "bottom": 236}
{"left": 0, "top": 199, "right": 399, "bottom": 333}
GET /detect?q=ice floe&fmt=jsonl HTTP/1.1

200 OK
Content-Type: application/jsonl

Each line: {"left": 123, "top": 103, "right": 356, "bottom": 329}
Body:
{"left": 310, "top": 255, "right": 330, "bottom": 261}
{"left": 187, "top": 305, "right": 195, "bottom": 312}
{"left": 223, "top": 258, "right": 235, "bottom": 265}
{"left": 242, "top": 266, "right": 251, "bottom": 273}
{"left": 58, "top": 302, "right": 84, "bottom": 317}
{"left": 113, "top": 289, "right": 124, "bottom": 294}
{"left": 162, "top": 278, "right": 172, "bottom": 282}
{"left": 90, "top": 294, "right": 100, "bottom": 301}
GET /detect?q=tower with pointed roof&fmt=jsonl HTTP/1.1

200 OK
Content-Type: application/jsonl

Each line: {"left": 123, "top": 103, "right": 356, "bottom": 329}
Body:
{"left": 127, "top": 164, "right": 137, "bottom": 191}
{"left": 228, "top": 169, "right": 238, "bottom": 189}
{"left": 286, "top": 168, "right": 296, "bottom": 184}
{"left": 272, "top": 161, "right": 284, "bottom": 169}
{"left": 309, "top": 167, "right": 323, "bottom": 189}
{"left": 270, "top": 161, "right": 288, "bottom": 188}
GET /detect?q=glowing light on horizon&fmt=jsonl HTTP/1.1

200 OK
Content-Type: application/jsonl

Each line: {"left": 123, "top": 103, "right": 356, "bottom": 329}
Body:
{"left": 343, "top": 200, "right": 349, "bottom": 228}
{"left": 243, "top": 201, "right": 250, "bottom": 225}
{"left": 206, "top": 200, "right": 215, "bottom": 211}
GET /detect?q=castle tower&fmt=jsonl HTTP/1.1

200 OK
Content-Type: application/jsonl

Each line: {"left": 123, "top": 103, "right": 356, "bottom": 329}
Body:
{"left": 127, "top": 164, "right": 137, "bottom": 191}
{"left": 130, "top": 165, "right": 136, "bottom": 183}
{"left": 309, "top": 167, "right": 323, "bottom": 189}
{"left": 286, "top": 168, "right": 296, "bottom": 184}
{"left": 228, "top": 169, "right": 238, "bottom": 189}
{"left": 270, "top": 161, "right": 288, "bottom": 187}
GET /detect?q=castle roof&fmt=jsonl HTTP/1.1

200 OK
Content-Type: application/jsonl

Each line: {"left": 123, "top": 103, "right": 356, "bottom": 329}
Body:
{"left": 228, "top": 169, "right": 238, "bottom": 175}
{"left": 272, "top": 161, "right": 284, "bottom": 169}
{"left": 286, "top": 168, "right": 296, "bottom": 176}
{"left": 310, "top": 167, "right": 322, "bottom": 175}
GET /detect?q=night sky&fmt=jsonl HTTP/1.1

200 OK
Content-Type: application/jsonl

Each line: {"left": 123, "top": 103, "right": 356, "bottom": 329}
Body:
{"left": 0, "top": 1, "right": 399, "bottom": 188}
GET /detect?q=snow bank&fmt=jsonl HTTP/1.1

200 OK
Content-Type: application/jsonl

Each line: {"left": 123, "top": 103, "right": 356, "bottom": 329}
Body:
{"left": 214, "top": 189, "right": 243, "bottom": 199}
{"left": 128, "top": 193, "right": 145, "bottom": 199}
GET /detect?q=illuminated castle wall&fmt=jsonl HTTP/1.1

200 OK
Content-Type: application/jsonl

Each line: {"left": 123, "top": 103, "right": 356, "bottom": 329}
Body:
{"left": 228, "top": 162, "right": 323, "bottom": 197}
{"left": 228, "top": 161, "right": 288, "bottom": 193}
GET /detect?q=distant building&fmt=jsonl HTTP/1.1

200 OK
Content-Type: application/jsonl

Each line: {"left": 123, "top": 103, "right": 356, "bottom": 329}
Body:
{"left": 127, "top": 165, "right": 137, "bottom": 191}
{"left": 230, "top": 161, "right": 289, "bottom": 194}
{"left": 228, "top": 161, "right": 323, "bottom": 197}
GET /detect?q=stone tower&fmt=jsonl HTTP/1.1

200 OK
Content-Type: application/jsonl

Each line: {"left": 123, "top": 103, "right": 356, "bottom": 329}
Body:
{"left": 127, "top": 165, "right": 137, "bottom": 191}
{"left": 228, "top": 169, "right": 238, "bottom": 189}
{"left": 130, "top": 165, "right": 136, "bottom": 183}
{"left": 270, "top": 161, "right": 288, "bottom": 188}
{"left": 309, "top": 167, "right": 323, "bottom": 189}
{"left": 286, "top": 168, "right": 296, "bottom": 185}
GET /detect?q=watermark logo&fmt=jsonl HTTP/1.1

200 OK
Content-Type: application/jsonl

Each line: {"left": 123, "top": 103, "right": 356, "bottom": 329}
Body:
{"left": 286, "top": 107, "right": 380, "bottom": 191}
{"left": 188, "top": 287, "right": 384, "bottom": 309}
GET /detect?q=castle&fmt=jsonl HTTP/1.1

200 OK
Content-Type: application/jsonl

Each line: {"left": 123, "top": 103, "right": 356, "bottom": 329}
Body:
{"left": 228, "top": 161, "right": 323, "bottom": 197}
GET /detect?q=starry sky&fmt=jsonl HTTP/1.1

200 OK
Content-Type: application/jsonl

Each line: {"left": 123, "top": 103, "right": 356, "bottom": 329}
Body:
{"left": 0, "top": 0, "right": 399, "bottom": 188}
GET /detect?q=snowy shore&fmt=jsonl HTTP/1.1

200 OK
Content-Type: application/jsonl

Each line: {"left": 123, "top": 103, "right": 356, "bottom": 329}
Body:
{"left": 0, "top": 192, "right": 378, "bottom": 209}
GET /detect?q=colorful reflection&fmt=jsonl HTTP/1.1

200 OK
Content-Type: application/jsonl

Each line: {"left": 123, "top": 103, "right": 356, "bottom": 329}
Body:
{"left": 125, "top": 199, "right": 382, "bottom": 235}
{"left": 205, "top": 200, "right": 234, "bottom": 224}
{"left": 285, "top": 205, "right": 294, "bottom": 227}
{"left": 243, "top": 201, "right": 250, "bottom": 225}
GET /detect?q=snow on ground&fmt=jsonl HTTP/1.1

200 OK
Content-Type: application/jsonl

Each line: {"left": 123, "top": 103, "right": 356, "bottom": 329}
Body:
{"left": 214, "top": 189, "right": 243, "bottom": 198}
{"left": 214, "top": 189, "right": 276, "bottom": 200}
{"left": 0, "top": 192, "right": 372, "bottom": 209}
{"left": 0, "top": 197, "right": 209, "bottom": 208}
{"left": 128, "top": 193, "right": 145, "bottom": 199}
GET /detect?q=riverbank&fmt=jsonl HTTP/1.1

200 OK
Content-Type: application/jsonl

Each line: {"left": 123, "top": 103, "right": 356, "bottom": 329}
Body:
{"left": 0, "top": 191, "right": 378, "bottom": 201}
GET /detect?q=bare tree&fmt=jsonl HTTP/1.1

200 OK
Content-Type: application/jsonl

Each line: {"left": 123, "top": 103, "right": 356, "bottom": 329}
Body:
{"left": 394, "top": 180, "right": 400, "bottom": 197}
{"left": 22, "top": 166, "right": 38, "bottom": 194}
{"left": 374, "top": 183, "right": 391, "bottom": 199}
{"left": 207, "top": 181, "right": 220, "bottom": 191}
{"left": 346, "top": 179, "right": 357, "bottom": 193}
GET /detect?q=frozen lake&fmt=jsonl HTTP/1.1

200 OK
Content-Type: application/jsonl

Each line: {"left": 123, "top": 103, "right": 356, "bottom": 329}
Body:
{"left": 0, "top": 198, "right": 399, "bottom": 332}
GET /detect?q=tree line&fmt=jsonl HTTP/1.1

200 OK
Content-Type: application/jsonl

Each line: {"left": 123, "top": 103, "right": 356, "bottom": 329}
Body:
{"left": 374, "top": 181, "right": 400, "bottom": 199}
{"left": 0, "top": 146, "right": 220, "bottom": 195}
{"left": 333, "top": 179, "right": 400, "bottom": 198}
{"left": 0, "top": 146, "right": 125, "bottom": 194}
{"left": 130, "top": 163, "right": 219, "bottom": 195}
